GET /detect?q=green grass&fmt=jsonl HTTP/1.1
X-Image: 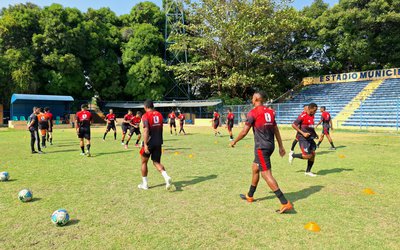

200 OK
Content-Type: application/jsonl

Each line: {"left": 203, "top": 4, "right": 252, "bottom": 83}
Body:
{"left": 1, "top": 126, "right": 399, "bottom": 249}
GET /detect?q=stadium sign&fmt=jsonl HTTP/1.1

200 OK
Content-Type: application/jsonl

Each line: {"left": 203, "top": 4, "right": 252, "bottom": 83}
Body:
{"left": 303, "top": 68, "right": 400, "bottom": 85}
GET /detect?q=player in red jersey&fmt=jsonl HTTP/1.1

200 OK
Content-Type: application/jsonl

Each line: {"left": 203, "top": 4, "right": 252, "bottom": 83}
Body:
{"left": 289, "top": 103, "right": 319, "bottom": 177}
{"left": 125, "top": 111, "right": 142, "bottom": 149}
{"left": 44, "top": 107, "right": 54, "bottom": 145}
{"left": 138, "top": 99, "right": 173, "bottom": 191}
{"left": 230, "top": 91, "right": 293, "bottom": 214}
{"left": 103, "top": 109, "right": 117, "bottom": 141}
{"left": 226, "top": 108, "right": 235, "bottom": 141}
{"left": 212, "top": 110, "right": 221, "bottom": 136}
{"left": 290, "top": 104, "right": 308, "bottom": 154}
{"left": 75, "top": 104, "right": 93, "bottom": 157}
{"left": 316, "top": 106, "right": 336, "bottom": 150}
{"left": 121, "top": 109, "right": 134, "bottom": 145}
{"left": 177, "top": 112, "right": 186, "bottom": 135}
{"left": 168, "top": 110, "right": 177, "bottom": 135}
{"left": 37, "top": 108, "right": 51, "bottom": 148}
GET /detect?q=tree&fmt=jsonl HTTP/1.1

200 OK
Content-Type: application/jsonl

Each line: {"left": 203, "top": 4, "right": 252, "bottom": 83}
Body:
{"left": 125, "top": 55, "right": 168, "bottom": 100}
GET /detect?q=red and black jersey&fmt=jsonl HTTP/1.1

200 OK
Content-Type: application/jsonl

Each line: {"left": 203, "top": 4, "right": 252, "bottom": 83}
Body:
{"left": 213, "top": 112, "right": 220, "bottom": 122}
{"left": 246, "top": 105, "right": 276, "bottom": 149}
{"left": 293, "top": 113, "right": 317, "bottom": 140}
{"left": 227, "top": 113, "right": 234, "bottom": 121}
{"left": 106, "top": 113, "right": 116, "bottom": 125}
{"left": 178, "top": 114, "right": 185, "bottom": 123}
{"left": 37, "top": 113, "right": 49, "bottom": 126}
{"left": 76, "top": 110, "right": 92, "bottom": 128}
{"left": 168, "top": 113, "right": 176, "bottom": 121}
{"left": 131, "top": 116, "right": 141, "bottom": 127}
{"left": 123, "top": 114, "right": 134, "bottom": 125}
{"left": 46, "top": 112, "right": 54, "bottom": 126}
{"left": 142, "top": 110, "right": 163, "bottom": 146}
{"left": 320, "top": 111, "right": 331, "bottom": 128}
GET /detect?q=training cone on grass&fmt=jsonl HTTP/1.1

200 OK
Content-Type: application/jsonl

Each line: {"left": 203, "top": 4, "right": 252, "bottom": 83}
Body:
{"left": 338, "top": 154, "right": 346, "bottom": 159}
{"left": 174, "top": 152, "right": 180, "bottom": 156}
{"left": 363, "top": 188, "right": 375, "bottom": 195}
{"left": 214, "top": 141, "right": 218, "bottom": 144}
{"left": 188, "top": 154, "right": 193, "bottom": 158}
{"left": 304, "top": 222, "right": 320, "bottom": 232}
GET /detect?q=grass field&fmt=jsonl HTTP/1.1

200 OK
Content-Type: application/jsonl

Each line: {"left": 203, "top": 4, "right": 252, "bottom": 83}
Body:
{"left": 1, "top": 126, "right": 400, "bottom": 249}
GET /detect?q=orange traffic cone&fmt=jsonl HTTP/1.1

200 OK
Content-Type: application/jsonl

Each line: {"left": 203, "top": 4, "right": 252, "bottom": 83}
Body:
{"left": 304, "top": 222, "right": 321, "bottom": 232}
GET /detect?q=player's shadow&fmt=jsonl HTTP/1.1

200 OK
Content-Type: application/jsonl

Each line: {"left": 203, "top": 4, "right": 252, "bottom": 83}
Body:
{"left": 163, "top": 147, "right": 192, "bottom": 151}
{"left": 45, "top": 149, "right": 77, "bottom": 154}
{"left": 95, "top": 151, "right": 130, "bottom": 156}
{"left": 316, "top": 150, "right": 335, "bottom": 155}
{"left": 31, "top": 198, "right": 42, "bottom": 202}
{"left": 256, "top": 185, "right": 324, "bottom": 203}
{"left": 150, "top": 174, "right": 218, "bottom": 191}
{"left": 64, "top": 219, "right": 80, "bottom": 227}
{"left": 316, "top": 168, "right": 353, "bottom": 176}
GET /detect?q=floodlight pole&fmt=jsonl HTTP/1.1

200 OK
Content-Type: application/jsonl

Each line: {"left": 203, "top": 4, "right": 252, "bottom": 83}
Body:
{"left": 164, "top": 0, "right": 190, "bottom": 100}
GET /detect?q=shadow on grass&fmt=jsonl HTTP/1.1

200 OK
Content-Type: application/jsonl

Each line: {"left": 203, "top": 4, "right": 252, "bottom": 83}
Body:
{"left": 150, "top": 174, "right": 218, "bottom": 191}
{"left": 31, "top": 197, "right": 42, "bottom": 202}
{"left": 256, "top": 185, "right": 324, "bottom": 203}
{"left": 316, "top": 150, "right": 335, "bottom": 155}
{"left": 95, "top": 150, "right": 130, "bottom": 157}
{"left": 64, "top": 219, "right": 80, "bottom": 227}
{"left": 316, "top": 168, "right": 353, "bottom": 176}
{"left": 6, "top": 179, "right": 17, "bottom": 182}
{"left": 163, "top": 147, "right": 192, "bottom": 151}
{"left": 44, "top": 149, "right": 77, "bottom": 154}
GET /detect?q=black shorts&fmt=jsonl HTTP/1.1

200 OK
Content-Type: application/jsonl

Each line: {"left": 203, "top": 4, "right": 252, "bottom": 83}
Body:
{"left": 322, "top": 126, "right": 330, "bottom": 135}
{"left": 227, "top": 121, "right": 234, "bottom": 132}
{"left": 39, "top": 123, "right": 48, "bottom": 130}
{"left": 299, "top": 138, "right": 316, "bottom": 156}
{"left": 213, "top": 121, "right": 219, "bottom": 129}
{"left": 254, "top": 148, "right": 274, "bottom": 171}
{"left": 170, "top": 121, "right": 176, "bottom": 128}
{"left": 140, "top": 145, "right": 162, "bottom": 163}
{"left": 78, "top": 127, "right": 91, "bottom": 140}
{"left": 107, "top": 123, "right": 116, "bottom": 131}
{"left": 122, "top": 124, "right": 132, "bottom": 134}
{"left": 130, "top": 127, "right": 141, "bottom": 136}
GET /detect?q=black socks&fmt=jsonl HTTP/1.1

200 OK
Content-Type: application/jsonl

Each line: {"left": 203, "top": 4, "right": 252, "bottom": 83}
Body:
{"left": 274, "top": 189, "right": 288, "bottom": 204}
{"left": 306, "top": 160, "right": 314, "bottom": 172}
{"left": 248, "top": 185, "right": 257, "bottom": 197}
{"left": 81, "top": 146, "right": 85, "bottom": 153}
{"left": 292, "top": 153, "right": 303, "bottom": 159}
{"left": 291, "top": 139, "right": 298, "bottom": 151}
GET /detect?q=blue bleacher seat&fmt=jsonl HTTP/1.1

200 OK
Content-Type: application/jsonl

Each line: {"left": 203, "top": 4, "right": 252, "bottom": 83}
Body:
{"left": 12, "top": 116, "right": 18, "bottom": 121}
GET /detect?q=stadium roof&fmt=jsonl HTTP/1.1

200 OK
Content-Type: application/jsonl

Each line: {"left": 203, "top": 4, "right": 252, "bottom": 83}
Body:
{"left": 11, "top": 94, "right": 74, "bottom": 104}
{"left": 105, "top": 100, "right": 222, "bottom": 109}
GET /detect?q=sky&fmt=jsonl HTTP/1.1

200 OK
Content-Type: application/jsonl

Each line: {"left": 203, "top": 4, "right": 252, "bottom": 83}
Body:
{"left": 0, "top": 0, "right": 339, "bottom": 16}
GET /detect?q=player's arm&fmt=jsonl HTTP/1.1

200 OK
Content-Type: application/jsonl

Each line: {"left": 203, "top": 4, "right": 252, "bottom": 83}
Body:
{"left": 274, "top": 126, "right": 286, "bottom": 157}
{"left": 292, "top": 122, "right": 310, "bottom": 138}
{"left": 142, "top": 125, "right": 150, "bottom": 153}
{"left": 315, "top": 119, "right": 323, "bottom": 128}
{"left": 230, "top": 123, "right": 251, "bottom": 147}
{"left": 27, "top": 117, "right": 35, "bottom": 128}
{"left": 75, "top": 116, "right": 79, "bottom": 133}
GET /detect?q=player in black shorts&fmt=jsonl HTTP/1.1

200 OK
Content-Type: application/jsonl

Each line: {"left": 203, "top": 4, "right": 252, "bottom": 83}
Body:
{"left": 316, "top": 106, "right": 336, "bottom": 150}
{"left": 75, "top": 104, "right": 93, "bottom": 156}
{"left": 168, "top": 111, "right": 177, "bottom": 135}
{"left": 125, "top": 111, "right": 142, "bottom": 149}
{"left": 103, "top": 109, "right": 117, "bottom": 141}
{"left": 121, "top": 109, "right": 134, "bottom": 145}
{"left": 290, "top": 104, "right": 308, "bottom": 154}
{"left": 289, "top": 103, "right": 319, "bottom": 177}
{"left": 230, "top": 91, "right": 292, "bottom": 214}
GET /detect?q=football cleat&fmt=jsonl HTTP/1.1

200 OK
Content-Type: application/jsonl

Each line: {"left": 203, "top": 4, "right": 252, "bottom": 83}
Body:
{"left": 289, "top": 151, "right": 294, "bottom": 164}
{"left": 80, "top": 152, "right": 85, "bottom": 156}
{"left": 305, "top": 172, "right": 317, "bottom": 177}
{"left": 86, "top": 151, "right": 91, "bottom": 157}
{"left": 277, "top": 201, "right": 293, "bottom": 214}
{"left": 138, "top": 183, "right": 149, "bottom": 190}
{"left": 240, "top": 193, "right": 254, "bottom": 203}
{"left": 166, "top": 177, "right": 174, "bottom": 191}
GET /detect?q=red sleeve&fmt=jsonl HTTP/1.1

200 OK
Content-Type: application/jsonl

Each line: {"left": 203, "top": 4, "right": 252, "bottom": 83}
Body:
{"left": 245, "top": 111, "right": 255, "bottom": 126}
{"left": 293, "top": 114, "right": 304, "bottom": 126}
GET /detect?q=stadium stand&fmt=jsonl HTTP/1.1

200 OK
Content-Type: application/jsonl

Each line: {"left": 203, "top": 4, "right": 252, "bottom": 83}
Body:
{"left": 275, "top": 81, "right": 371, "bottom": 125}
{"left": 342, "top": 78, "right": 400, "bottom": 127}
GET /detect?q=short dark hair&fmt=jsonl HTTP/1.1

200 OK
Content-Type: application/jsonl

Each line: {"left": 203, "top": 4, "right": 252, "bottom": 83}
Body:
{"left": 227, "top": 108, "right": 232, "bottom": 112}
{"left": 33, "top": 106, "right": 38, "bottom": 111}
{"left": 136, "top": 111, "right": 142, "bottom": 115}
{"left": 81, "top": 104, "right": 88, "bottom": 109}
{"left": 255, "top": 90, "right": 267, "bottom": 101}
{"left": 309, "top": 103, "right": 318, "bottom": 109}
{"left": 144, "top": 99, "right": 154, "bottom": 109}
{"left": 303, "top": 104, "right": 308, "bottom": 108}
{"left": 44, "top": 107, "right": 50, "bottom": 112}
{"left": 128, "top": 109, "right": 132, "bottom": 112}
{"left": 321, "top": 106, "right": 326, "bottom": 110}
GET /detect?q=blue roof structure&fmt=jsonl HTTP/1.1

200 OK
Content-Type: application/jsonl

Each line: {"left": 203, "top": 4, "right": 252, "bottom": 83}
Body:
{"left": 11, "top": 94, "right": 74, "bottom": 104}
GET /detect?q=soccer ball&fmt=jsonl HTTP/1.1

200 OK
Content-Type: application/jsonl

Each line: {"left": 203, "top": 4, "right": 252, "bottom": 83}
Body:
{"left": 0, "top": 172, "right": 9, "bottom": 181}
{"left": 51, "top": 209, "right": 70, "bottom": 226}
{"left": 18, "top": 189, "right": 33, "bottom": 202}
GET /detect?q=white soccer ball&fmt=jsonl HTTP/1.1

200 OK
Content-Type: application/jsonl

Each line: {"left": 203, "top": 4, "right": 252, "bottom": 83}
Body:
{"left": 0, "top": 172, "right": 9, "bottom": 181}
{"left": 51, "top": 209, "right": 70, "bottom": 226}
{"left": 18, "top": 189, "right": 33, "bottom": 202}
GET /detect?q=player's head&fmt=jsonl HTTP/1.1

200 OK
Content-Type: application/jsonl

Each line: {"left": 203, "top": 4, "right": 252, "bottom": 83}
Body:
{"left": 44, "top": 107, "right": 50, "bottom": 112}
{"left": 214, "top": 110, "right": 218, "bottom": 114}
{"left": 33, "top": 106, "right": 39, "bottom": 114}
{"left": 252, "top": 91, "right": 267, "bottom": 106}
{"left": 144, "top": 99, "right": 154, "bottom": 111}
{"left": 320, "top": 106, "right": 326, "bottom": 112}
{"left": 227, "top": 108, "right": 232, "bottom": 113}
{"left": 128, "top": 109, "right": 133, "bottom": 115}
{"left": 40, "top": 107, "right": 44, "bottom": 113}
{"left": 81, "top": 104, "right": 88, "bottom": 111}
{"left": 136, "top": 111, "right": 142, "bottom": 117}
{"left": 308, "top": 103, "right": 318, "bottom": 115}
{"left": 171, "top": 110, "right": 175, "bottom": 114}
{"left": 109, "top": 109, "right": 113, "bottom": 114}
{"left": 303, "top": 104, "right": 308, "bottom": 111}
